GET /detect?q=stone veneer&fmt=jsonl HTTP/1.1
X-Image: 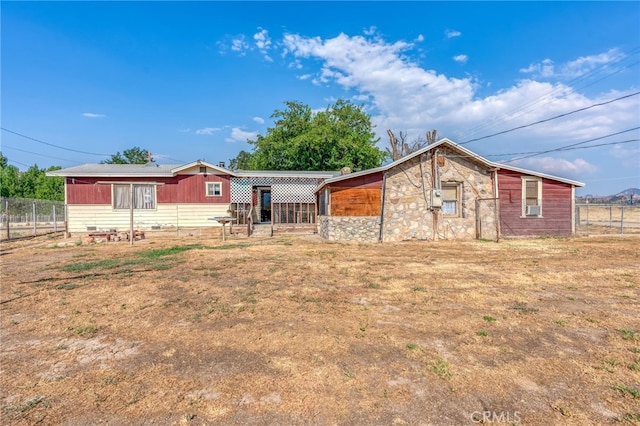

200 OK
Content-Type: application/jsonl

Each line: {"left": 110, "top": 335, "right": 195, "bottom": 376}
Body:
{"left": 382, "top": 148, "right": 496, "bottom": 242}
{"left": 318, "top": 216, "right": 381, "bottom": 243}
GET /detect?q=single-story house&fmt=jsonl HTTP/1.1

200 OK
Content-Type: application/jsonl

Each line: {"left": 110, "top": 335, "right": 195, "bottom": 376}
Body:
{"left": 48, "top": 138, "right": 584, "bottom": 241}
{"left": 47, "top": 161, "right": 337, "bottom": 235}
{"left": 316, "top": 138, "right": 584, "bottom": 242}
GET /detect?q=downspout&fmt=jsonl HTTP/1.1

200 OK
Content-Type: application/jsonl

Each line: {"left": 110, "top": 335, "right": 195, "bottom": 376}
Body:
{"left": 571, "top": 186, "right": 576, "bottom": 235}
{"left": 378, "top": 172, "right": 387, "bottom": 243}
{"left": 492, "top": 169, "right": 501, "bottom": 242}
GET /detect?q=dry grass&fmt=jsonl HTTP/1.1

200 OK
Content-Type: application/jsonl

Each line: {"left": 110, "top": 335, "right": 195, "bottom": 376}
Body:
{"left": 1, "top": 233, "right": 639, "bottom": 425}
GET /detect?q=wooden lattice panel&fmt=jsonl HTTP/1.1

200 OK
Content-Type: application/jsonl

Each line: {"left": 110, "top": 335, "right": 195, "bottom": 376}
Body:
{"left": 230, "top": 177, "right": 320, "bottom": 204}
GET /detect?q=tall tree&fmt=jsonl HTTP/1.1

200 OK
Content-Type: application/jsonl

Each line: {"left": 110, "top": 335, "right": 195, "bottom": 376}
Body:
{"left": 385, "top": 129, "right": 438, "bottom": 161}
{"left": 231, "top": 100, "right": 385, "bottom": 171}
{"left": 102, "top": 147, "right": 152, "bottom": 164}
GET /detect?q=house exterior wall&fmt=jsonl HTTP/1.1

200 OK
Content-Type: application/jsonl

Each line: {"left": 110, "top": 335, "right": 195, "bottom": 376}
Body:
{"left": 498, "top": 170, "right": 574, "bottom": 236}
{"left": 318, "top": 216, "right": 381, "bottom": 243}
{"left": 66, "top": 204, "right": 230, "bottom": 233}
{"left": 328, "top": 172, "right": 383, "bottom": 216}
{"left": 66, "top": 174, "right": 231, "bottom": 205}
{"left": 382, "top": 150, "right": 495, "bottom": 242}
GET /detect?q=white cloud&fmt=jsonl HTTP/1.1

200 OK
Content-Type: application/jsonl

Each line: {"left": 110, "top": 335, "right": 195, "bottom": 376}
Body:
{"left": 453, "top": 54, "right": 468, "bottom": 64}
{"left": 520, "top": 48, "right": 625, "bottom": 79}
{"left": 252, "top": 116, "right": 265, "bottom": 124}
{"left": 445, "top": 30, "right": 461, "bottom": 38}
{"left": 226, "top": 127, "right": 258, "bottom": 143}
{"left": 509, "top": 157, "right": 598, "bottom": 177}
{"left": 195, "top": 127, "right": 221, "bottom": 135}
{"left": 415, "top": 34, "right": 424, "bottom": 42}
{"left": 363, "top": 26, "right": 377, "bottom": 36}
{"left": 82, "top": 112, "right": 106, "bottom": 118}
{"left": 254, "top": 27, "right": 273, "bottom": 61}
{"left": 231, "top": 36, "right": 249, "bottom": 54}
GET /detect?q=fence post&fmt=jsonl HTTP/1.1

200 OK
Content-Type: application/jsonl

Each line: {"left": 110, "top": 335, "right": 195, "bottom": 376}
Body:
{"left": 5, "top": 199, "right": 9, "bottom": 241}
{"left": 620, "top": 206, "right": 624, "bottom": 235}
{"left": 53, "top": 205, "right": 57, "bottom": 232}
{"left": 33, "top": 201, "right": 37, "bottom": 236}
{"left": 609, "top": 206, "right": 612, "bottom": 228}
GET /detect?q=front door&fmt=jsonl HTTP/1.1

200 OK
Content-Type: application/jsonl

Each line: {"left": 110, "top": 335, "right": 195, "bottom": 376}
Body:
{"left": 259, "top": 189, "right": 272, "bottom": 223}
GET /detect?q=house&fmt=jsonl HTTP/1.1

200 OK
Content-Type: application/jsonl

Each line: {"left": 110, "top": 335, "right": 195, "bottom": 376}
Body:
{"left": 47, "top": 161, "right": 337, "bottom": 235}
{"left": 48, "top": 139, "right": 584, "bottom": 241}
{"left": 316, "top": 138, "right": 584, "bottom": 242}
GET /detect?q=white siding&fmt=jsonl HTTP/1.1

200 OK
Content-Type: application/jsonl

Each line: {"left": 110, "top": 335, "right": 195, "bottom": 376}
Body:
{"left": 67, "top": 204, "right": 230, "bottom": 232}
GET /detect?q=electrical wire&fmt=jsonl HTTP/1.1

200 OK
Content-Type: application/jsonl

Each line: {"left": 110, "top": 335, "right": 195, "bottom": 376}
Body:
{"left": 1, "top": 127, "right": 109, "bottom": 156}
{"left": 2, "top": 145, "right": 85, "bottom": 164}
{"left": 459, "top": 91, "right": 640, "bottom": 145}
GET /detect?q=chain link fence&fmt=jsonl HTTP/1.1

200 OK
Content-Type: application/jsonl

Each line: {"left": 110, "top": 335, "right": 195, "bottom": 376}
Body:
{"left": 575, "top": 203, "right": 640, "bottom": 235}
{"left": 0, "top": 197, "right": 66, "bottom": 241}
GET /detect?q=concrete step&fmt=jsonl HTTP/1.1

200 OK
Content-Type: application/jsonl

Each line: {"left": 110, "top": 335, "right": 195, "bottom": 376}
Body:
{"left": 250, "top": 224, "right": 273, "bottom": 237}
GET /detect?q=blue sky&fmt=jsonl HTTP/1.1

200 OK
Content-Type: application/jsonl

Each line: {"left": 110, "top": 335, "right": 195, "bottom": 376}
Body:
{"left": 2, "top": 1, "right": 639, "bottom": 196}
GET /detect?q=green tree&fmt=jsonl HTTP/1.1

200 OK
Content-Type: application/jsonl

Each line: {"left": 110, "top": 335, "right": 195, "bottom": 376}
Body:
{"left": 0, "top": 158, "right": 21, "bottom": 198}
{"left": 231, "top": 100, "right": 385, "bottom": 171}
{"left": 228, "top": 150, "right": 255, "bottom": 170}
{"left": 102, "top": 147, "right": 152, "bottom": 164}
{"left": 36, "top": 166, "right": 64, "bottom": 201}
{"left": 0, "top": 152, "right": 64, "bottom": 200}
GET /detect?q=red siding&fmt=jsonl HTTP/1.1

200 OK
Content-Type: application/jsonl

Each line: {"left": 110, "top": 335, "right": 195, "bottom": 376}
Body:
{"left": 498, "top": 170, "right": 573, "bottom": 237}
{"left": 66, "top": 174, "right": 231, "bottom": 205}
{"left": 328, "top": 172, "right": 383, "bottom": 190}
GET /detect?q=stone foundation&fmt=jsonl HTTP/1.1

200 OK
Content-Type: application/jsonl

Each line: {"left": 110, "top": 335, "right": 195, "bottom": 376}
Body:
{"left": 318, "top": 216, "right": 381, "bottom": 243}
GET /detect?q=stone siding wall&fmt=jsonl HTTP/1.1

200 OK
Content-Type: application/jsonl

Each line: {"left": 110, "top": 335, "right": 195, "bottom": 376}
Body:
{"left": 382, "top": 149, "right": 495, "bottom": 242}
{"left": 318, "top": 216, "right": 381, "bottom": 243}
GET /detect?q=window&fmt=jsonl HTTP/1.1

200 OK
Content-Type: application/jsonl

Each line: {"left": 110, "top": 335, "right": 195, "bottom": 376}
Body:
{"left": 522, "top": 177, "right": 542, "bottom": 216}
{"left": 113, "top": 184, "right": 155, "bottom": 209}
{"left": 206, "top": 182, "right": 222, "bottom": 197}
{"left": 441, "top": 183, "right": 460, "bottom": 216}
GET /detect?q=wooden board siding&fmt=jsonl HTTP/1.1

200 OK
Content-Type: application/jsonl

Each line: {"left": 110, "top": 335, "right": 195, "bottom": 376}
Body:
{"left": 331, "top": 187, "right": 381, "bottom": 216}
{"left": 66, "top": 204, "right": 230, "bottom": 233}
{"left": 498, "top": 170, "right": 573, "bottom": 236}
{"left": 66, "top": 175, "right": 231, "bottom": 205}
{"left": 332, "top": 172, "right": 383, "bottom": 189}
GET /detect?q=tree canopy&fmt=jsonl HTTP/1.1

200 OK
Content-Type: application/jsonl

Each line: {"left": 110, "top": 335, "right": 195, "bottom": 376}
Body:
{"left": 101, "top": 147, "right": 152, "bottom": 164}
{"left": 0, "top": 152, "right": 64, "bottom": 201}
{"left": 229, "top": 100, "right": 385, "bottom": 172}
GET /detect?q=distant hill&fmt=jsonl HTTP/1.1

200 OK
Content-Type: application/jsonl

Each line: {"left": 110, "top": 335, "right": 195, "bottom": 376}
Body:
{"left": 576, "top": 188, "right": 640, "bottom": 204}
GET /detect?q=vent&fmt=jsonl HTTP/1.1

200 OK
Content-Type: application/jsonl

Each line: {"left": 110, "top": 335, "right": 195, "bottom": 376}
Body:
{"left": 199, "top": 166, "right": 207, "bottom": 173}
{"left": 526, "top": 205, "right": 541, "bottom": 216}
{"left": 218, "top": 161, "right": 226, "bottom": 168}
{"left": 86, "top": 226, "right": 97, "bottom": 231}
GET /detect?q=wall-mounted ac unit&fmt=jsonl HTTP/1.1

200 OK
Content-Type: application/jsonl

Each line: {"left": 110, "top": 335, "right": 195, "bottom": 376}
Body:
{"left": 526, "top": 205, "right": 541, "bottom": 216}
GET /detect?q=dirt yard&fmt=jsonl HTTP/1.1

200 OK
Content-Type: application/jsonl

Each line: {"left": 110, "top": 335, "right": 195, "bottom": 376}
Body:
{"left": 1, "top": 233, "right": 639, "bottom": 425}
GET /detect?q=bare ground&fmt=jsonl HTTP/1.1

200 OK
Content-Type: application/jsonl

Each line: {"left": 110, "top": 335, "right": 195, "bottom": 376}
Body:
{"left": 1, "top": 233, "right": 639, "bottom": 425}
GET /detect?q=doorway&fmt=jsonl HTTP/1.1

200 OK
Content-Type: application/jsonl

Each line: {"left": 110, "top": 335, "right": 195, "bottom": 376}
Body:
{"left": 259, "top": 188, "right": 272, "bottom": 223}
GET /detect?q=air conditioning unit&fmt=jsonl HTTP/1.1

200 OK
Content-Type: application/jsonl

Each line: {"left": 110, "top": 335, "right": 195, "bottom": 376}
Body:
{"left": 526, "top": 205, "right": 541, "bottom": 216}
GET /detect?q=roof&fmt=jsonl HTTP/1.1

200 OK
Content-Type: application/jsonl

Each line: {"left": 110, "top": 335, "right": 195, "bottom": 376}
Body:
{"left": 46, "top": 163, "right": 179, "bottom": 177}
{"left": 234, "top": 170, "right": 340, "bottom": 179}
{"left": 46, "top": 161, "right": 340, "bottom": 180}
{"left": 316, "top": 138, "right": 584, "bottom": 191}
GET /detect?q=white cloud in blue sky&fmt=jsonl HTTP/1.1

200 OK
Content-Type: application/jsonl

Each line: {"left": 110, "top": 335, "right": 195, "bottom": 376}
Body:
{"left": 82, "top": 112, "right": 106, "bottom": 118}
{"left": 445, "top": 30, "right": 461, "bottom": 38}
{"left": 195, "top": 128, "right": 220, "bottom": 135}
{"left": 453, "top": 55, "right": 468, "bottom": 64}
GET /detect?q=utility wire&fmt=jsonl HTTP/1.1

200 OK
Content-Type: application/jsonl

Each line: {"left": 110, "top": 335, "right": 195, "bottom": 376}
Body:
{"left": 1, "top": 127, "right": 109, "bottom": 156}
{"left": 459, "top": 91, "right": 640, "bottom": 145}
{"left": 3, "top": 145, "right": 85, "bottom": 164}
{"left": 460, "top": 47, "right": 640, "bottom": 139}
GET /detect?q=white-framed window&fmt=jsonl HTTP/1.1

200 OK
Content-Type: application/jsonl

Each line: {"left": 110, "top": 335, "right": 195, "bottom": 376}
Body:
{"left": 206, "top": 182, "right": 222, "bottom": 197}
{"left": 113, "top": 184, "right": 156, "bottom": 210}
{"left": 522, "top": 177, "right": 542, "bottom": 217}
{"left": 442, "top": 183, "right": 461, "bottom": 216}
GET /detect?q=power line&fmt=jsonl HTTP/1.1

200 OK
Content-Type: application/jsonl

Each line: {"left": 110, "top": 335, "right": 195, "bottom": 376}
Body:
{"left": 459, "top": 91, "right": 640, "bottom": 145}
{"left": 1, "top": 127, "right": 109, "bottom": 156}
{"left": 460, "top": 47, "right": 640, "bottom": 140}
{"left": 3, "top": 145, "right": 85, "bottom": 164}
{"left": 483, "top": 127, "right": 640, "bottom": 158}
